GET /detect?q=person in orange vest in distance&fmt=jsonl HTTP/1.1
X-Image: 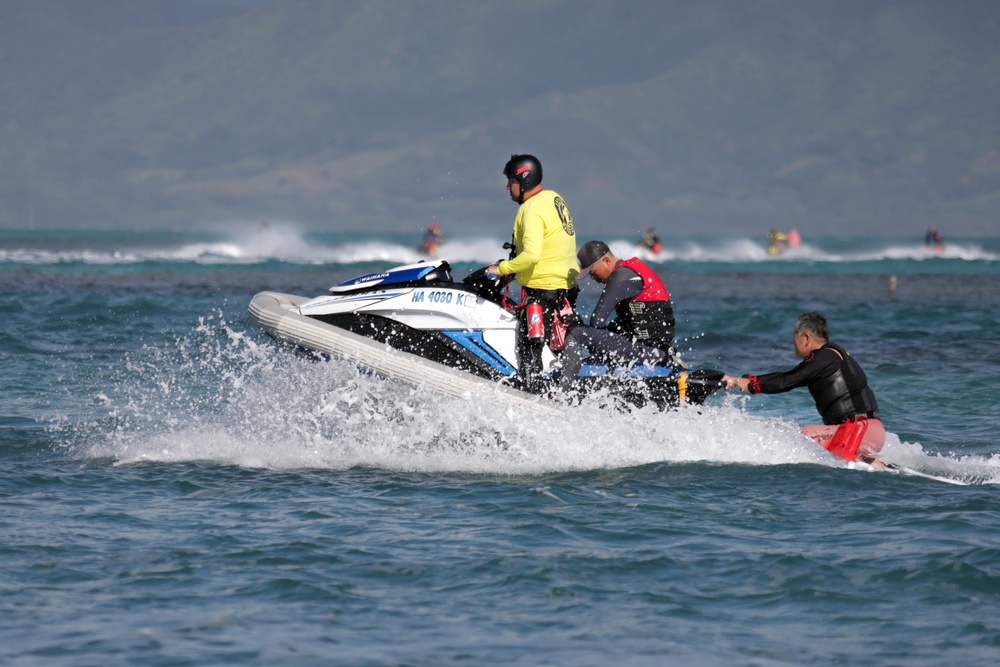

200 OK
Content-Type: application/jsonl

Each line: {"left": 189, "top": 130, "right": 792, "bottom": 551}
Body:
{"left": 722, "top": 311, "right": 887, "bottom": 468}
{"left": 419, "top": 221, "right": 444, "bottom": 256}
{"left": 638, "top": 227, "right": 662, "bottom": 254}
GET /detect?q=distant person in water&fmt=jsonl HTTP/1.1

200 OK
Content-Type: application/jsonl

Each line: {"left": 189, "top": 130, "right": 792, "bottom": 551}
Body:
{"left": 419, "top": 221, "right": 444, "bottom": 256}
{"left": 924, "top": 228, "right": 944, "bottom": 251}
{"left": 721, "top": 311, "right": 887, "bottom": 468}
{"left": 787, "top": 228, "right": 802, "bottom": 248}
{"left": 637, "top": 227, "right": 662, "bottom": 254}
{"left": 767, "top": 228, "right": 788, "bottom": 255}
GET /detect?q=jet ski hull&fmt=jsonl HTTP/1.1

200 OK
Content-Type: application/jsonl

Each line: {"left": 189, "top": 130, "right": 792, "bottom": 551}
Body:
{"left": 248, "top": 290, "right": 562, "bottom": 416}
{"left": 247, "top": 259, "right": 724, "bottom": 410}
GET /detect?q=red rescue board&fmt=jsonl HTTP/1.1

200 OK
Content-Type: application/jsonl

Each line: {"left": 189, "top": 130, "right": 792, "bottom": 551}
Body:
{"left": 801, "top": 417, "right": 886, "bottom": 463}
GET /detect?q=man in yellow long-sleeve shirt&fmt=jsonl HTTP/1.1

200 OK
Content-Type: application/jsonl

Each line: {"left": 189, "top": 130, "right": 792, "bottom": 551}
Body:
{"left": 487, "top": 154, "right": 579, "bottom": 393}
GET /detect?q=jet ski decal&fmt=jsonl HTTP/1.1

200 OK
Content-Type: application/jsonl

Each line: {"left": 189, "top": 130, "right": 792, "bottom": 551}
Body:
{"left": 442, "top": 331, "right": 517, "bottom": 376}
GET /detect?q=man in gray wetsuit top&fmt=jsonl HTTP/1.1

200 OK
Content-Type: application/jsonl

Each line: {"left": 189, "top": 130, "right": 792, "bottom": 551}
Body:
{"left": 559, "top": 240, "right": 677, "bottom": 390}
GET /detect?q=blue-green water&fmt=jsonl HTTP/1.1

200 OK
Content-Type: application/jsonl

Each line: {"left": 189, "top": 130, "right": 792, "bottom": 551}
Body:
{"left": 3, "top": 226, "right": 1000, "bottom": 666}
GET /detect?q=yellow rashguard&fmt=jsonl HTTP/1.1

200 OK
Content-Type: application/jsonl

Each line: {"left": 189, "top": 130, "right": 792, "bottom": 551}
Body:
{"left": 497, "top": 189, "right": 579, "bottom": 290}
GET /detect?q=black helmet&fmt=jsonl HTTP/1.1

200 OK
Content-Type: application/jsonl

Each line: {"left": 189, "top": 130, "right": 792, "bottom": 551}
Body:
{"left": 503, "top": 154, "right": 543, "bottom": 191}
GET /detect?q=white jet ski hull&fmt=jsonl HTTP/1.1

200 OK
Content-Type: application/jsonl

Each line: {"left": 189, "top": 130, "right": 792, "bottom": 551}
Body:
{"left": 248, "top": 259, "right": 723, "bottom": 411}
{"left": 248, "top": 290, "right": 562, "bottom": 416}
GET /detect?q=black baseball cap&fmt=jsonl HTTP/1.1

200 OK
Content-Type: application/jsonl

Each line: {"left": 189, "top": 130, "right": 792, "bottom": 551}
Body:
{"left": 577, "top": 240, "right": 611, "bottom": 278}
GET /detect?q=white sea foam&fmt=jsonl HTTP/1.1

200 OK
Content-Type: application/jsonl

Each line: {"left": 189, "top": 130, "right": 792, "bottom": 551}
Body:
{"left": 623, "top": 238, "right": 999, "bottom": 263}
{"left": 68, "top": 312, "right": 992, "bottom": 485}
{"left": 4, "top": 222, "right": 997, "bottom": 266}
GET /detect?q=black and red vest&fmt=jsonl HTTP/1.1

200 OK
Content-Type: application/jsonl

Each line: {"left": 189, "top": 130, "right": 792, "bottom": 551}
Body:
{"left": 809, "top": 342, "right": 880, "bottom": 425}
{"left": 612, "top": 257, "right": 675, "bottom": 346}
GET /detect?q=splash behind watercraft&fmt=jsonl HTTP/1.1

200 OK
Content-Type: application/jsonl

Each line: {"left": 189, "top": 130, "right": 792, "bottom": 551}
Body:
{"left": 248, "top": 259, "right": 724, "bottom": 410}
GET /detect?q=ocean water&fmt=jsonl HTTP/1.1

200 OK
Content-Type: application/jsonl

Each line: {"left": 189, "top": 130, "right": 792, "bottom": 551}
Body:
{"left": 2, "top": 224, "right": 1000, "bottom": 666}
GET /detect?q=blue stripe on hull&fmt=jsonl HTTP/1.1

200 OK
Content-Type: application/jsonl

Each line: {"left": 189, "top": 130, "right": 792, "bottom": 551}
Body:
{"left": 442, "top": 331, "right": 517, "bottom": 376}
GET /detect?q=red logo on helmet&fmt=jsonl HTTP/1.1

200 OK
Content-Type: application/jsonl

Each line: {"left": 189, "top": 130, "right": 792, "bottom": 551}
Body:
{"left": 515, "top": 165, "right": 531, "bottom": 176}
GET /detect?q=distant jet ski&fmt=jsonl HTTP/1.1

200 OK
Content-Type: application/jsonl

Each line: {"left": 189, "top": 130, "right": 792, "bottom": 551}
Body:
{"left": 248, "top": 258, "right": 724, "bottom": 411}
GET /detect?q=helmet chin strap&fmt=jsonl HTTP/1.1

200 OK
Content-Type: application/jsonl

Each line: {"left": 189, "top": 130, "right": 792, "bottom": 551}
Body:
{"left": 516, "top": 181, "right": 540, "bottom": 204}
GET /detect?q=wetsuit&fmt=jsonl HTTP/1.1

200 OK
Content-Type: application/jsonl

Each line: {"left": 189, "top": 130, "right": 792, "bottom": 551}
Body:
{"left": 496, "top": 189, "right": 579, "bottom": 392}
{"left": 745, "top": 342, "right": 880, "bottom": 425}
{"left": 559, "top": 258, "right": 676, "bottom": 388}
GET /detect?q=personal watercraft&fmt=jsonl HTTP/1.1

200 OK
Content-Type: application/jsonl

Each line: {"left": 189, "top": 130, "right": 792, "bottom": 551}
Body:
{"left": 248, "top": 259, "right": 724, "bottom": 410}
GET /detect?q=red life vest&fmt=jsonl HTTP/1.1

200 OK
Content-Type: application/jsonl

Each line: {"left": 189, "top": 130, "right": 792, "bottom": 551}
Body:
{"left": 619, "top": 257, "right": 670, "bottom": 302}
{"left": 611, "top": 257, "right": 675, "bottom": 346}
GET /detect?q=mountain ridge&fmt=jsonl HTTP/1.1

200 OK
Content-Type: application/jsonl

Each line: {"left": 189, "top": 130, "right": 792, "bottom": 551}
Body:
{"left": 3, "top": 0, "right": 998, "bottom": 237}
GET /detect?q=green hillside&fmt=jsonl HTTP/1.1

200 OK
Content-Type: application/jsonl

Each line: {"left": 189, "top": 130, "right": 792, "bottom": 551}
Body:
{"left": 2, "top": 0, "right": 998, "bottom": 237}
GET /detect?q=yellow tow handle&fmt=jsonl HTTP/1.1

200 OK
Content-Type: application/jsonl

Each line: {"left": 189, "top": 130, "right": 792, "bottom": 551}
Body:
{"left": 678, "top": 372, "right": 688, "bottom": 406}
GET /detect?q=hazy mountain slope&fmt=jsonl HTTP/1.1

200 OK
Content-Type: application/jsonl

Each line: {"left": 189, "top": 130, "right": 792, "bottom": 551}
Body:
{"left": 2, "top": 0, "right": 997, "bottom": 236}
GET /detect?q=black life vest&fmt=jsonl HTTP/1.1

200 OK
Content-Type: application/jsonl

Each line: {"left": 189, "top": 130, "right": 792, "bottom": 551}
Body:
{"left": 809, "top": 342, "right": 880, "bottom": 425}
{"left": 611, "top": 257, "right": 675, "bottom": 346}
